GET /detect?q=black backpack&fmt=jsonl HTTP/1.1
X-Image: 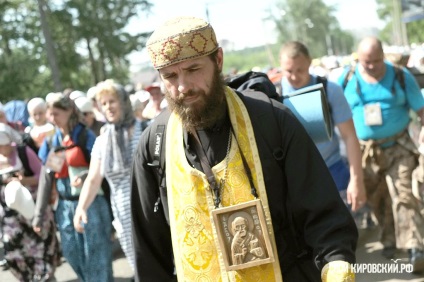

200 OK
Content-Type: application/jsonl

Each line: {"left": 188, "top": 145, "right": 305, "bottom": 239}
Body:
{"left": 225, "top": 71, "right": 280, "bottom": 101}
{"left": 21, "top": 133, "right": 40, "bottom": 155}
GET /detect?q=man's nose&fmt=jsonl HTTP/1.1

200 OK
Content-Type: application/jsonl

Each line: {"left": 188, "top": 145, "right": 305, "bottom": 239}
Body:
{"left": 289, "top": 74, "right": 297, "bottom": 81}
{"left": 177, "top": 75, "right": 192, "bottom": 94}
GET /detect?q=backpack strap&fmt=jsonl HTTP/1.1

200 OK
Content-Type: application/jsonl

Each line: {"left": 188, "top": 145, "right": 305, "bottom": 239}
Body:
{"left": 342, "top": 65, "right": 355, "bottom": 91}
{"left": 22, "top": 132, "right": 39, "bottom": 155}
{"left": 147, "top": 110, "right": 171, "bottom": 212}
{"left": 393, "top": 64, "right": 406, "bottom": 93}
{"left": 342, "top": 64, "right": 406, "bottom": 95}
{"left": 75, "top": 126, "right": 90, "bottom": 164}
{"left": 17, "top": 145, "right": 34, "bottom": 177}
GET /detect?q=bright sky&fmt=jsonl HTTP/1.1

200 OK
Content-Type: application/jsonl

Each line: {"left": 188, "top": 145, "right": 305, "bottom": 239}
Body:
{"left": 127, "top": 0, "right": 385, "bottom": 67}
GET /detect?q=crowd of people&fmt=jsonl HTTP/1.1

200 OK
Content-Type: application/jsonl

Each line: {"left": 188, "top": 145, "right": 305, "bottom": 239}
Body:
{"left": 0, "top": 80, "right": 165, "bottom": 281}
{"left": 1, "top": 15, "right": 424, "bottom": 282}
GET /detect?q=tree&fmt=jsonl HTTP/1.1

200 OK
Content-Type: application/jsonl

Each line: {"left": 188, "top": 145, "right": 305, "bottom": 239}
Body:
{"left": 0, "top": 1, "right": 50, "bottom": 101}
{"left": 269, "top": 0, "right": 354, "bottom": 58}
{"left": 405, "top": 19, "right": 424, "bottom": 44}
{"left": 37, "top": 0, "right": 62, "bottom": 91}
{"left": 0, "top": 0, "right": 154, "bottom": 101}
{"left": 57, "top": 0, "right": 153, "bottom": 85}
{"left": 376, "top": 0, "right": 424, "bottom": 45}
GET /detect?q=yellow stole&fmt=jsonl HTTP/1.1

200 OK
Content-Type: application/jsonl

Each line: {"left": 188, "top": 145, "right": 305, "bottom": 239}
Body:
{"left": 166, "top": 87, "right": 283, "bottom": 281}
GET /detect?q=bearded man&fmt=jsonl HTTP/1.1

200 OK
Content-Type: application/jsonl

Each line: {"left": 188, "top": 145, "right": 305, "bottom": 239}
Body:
{"left": 131, "top": 16, "right": 357, "bottom": 282}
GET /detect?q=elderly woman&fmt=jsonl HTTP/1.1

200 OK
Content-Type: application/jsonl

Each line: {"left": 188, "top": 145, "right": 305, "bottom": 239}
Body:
{"left": 25, "top": 97, "right": 55, "bottom": 153}
{"left": 36, "top": 96, "right": 113, "bottom": 282}
{"left": 74, "top": 79, "right": 148, "bottom": 271}
{"left": 0, "top": 123, "right": 60, "bottom": 281}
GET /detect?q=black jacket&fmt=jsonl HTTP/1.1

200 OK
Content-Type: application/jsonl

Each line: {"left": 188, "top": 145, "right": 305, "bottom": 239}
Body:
{"left": 130, "top": 91, "right": 357, "bottom": 282}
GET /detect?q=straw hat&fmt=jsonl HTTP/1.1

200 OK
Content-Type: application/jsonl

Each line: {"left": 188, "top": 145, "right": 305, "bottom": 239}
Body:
{"left": 4, "top": 180, "right": 35, "bottom": 220}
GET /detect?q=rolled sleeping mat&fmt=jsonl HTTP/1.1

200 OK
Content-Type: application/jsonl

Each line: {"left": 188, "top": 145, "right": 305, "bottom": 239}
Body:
{"left": 281, "top": 83, "right": 333, "bottom": 143}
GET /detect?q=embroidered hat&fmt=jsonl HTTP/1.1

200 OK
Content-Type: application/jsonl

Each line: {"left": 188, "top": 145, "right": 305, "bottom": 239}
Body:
{"left": 4, "top": 180, "right": 35, "bottom": 220}
{"left": 146, "top": 16, "right": 219, "bottom": 69}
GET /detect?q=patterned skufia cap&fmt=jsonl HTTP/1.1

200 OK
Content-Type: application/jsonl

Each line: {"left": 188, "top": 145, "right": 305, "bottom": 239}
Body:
{"left": 146, "top": 16, "right": 219, "bottom": 69}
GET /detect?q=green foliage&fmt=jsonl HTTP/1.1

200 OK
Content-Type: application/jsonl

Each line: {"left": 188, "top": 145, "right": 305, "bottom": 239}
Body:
{"left": 405, "top": 19, "right": 424, "bottom": 44}
{"left": 376, "top": 0, "right": 424, "bottom": 44}
{"left": 49, "top": 0, "right": 153, "bottom": 87}
{"left": 223, "top": 44, "right": 281, "bottom": 74}
{"left": 0, "top": 49, "right": 51, "bottom": 101}
{"left": 0, "top": 0, "right": 153, "bottom": 103}
{"left": 270, "top": 0, "right": 354, "bottom": 57}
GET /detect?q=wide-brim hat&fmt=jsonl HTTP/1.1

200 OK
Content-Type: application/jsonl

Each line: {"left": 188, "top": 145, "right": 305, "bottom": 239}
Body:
{"left": 146, "top": 16, "right": 219, "bottom": 69}
{"left": 4, "top": 180, "right": 35, "bottom": 220}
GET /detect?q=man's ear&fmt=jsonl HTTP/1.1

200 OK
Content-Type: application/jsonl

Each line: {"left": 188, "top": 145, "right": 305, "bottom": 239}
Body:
{"left": 216, "top": 47, "right": 224, "bottom": 71}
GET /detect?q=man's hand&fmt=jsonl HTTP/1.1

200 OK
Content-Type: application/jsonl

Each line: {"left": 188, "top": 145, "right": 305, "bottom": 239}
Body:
{"left": 33, "top": 226, "right": 41, "bottom": 234}
{"left": 71, "top": 176, "right": 83, "bottom": 189}
{"left": 73, "top": 206, "right": 88, "bottom": 233}
{"left": 418, "top": 126, "right": 424, "bottom": 145}
{"left": 347, "top": 180, "right": 367, "bottom": 212}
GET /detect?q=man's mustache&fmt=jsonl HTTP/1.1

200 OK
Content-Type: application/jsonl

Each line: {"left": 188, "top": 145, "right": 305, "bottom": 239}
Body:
{"left": 176, "top": 90, "right": 200, "bottom": 102}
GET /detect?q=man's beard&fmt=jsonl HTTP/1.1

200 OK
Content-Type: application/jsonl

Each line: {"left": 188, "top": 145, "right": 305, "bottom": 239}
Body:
{"left": 165, "top": 68, "right": 227, "bottom": 131}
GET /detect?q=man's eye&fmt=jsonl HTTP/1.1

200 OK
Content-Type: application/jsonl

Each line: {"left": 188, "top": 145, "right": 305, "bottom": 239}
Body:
{"left": 162, "top": 73, "right": 176, "bottom": 79}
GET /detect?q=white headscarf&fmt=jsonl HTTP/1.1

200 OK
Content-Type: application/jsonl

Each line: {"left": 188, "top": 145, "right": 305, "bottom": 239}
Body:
{"left": 0, "top": 123, "right": 22, "bottom": 145}
{"left": 27, "top": 97, "right": 47, "bottom": 114}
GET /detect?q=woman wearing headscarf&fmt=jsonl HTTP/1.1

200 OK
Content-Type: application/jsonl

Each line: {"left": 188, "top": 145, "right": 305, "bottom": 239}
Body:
{"left": 74, "top": 79, "right": 148, "bottom": 272}
{"left": 35, "top": 96, "right": 113, "bottom": 282}
{"left": 0, "top": 123, "right": 60, "bottom": 281}
{"left": 24, "top": 97, "right": 55, "bottom": 153}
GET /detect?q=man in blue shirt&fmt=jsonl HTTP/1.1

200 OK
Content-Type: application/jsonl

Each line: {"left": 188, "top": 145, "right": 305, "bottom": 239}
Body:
{"left": 279, "top": 41, "right": 366, "bottom": 212}
{"left": 337, "top": 36, "right": 424, "bottom": 272}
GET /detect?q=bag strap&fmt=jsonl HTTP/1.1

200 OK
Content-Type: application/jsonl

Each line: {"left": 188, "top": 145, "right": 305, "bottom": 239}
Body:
{"left": 148, "top": 110, "right": 171, "bottom": 212}
{"left": 17, "top": 145, "right": 34, "bottom": 177}
{"left": 393, "top": 64, "right": 406, "bottom": 92}
{"left": 342, "top": 66, "right": 355, "bottom": 90}
{"left": 191, "top": 132, "right": 222, "bottom": 208}
{"left": 76, "top": 127, "right": 90, "bottom": 163}
{"left": 343, "top": 64, "right": 406, "bottom": 94}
